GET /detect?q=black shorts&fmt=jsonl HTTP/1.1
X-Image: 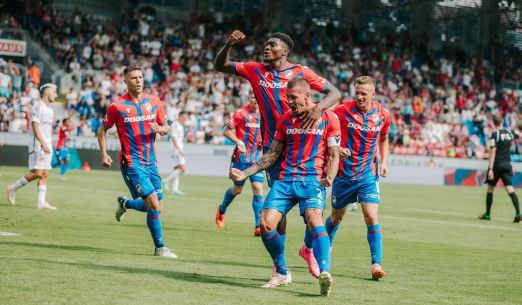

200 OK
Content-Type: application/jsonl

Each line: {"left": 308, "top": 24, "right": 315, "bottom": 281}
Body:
{"left": 486, "top": 166, "right": 513, "bottom": 187}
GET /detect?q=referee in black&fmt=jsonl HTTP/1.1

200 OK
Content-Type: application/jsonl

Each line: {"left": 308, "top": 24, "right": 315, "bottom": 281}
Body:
{"left": 478, "top": 115, "right": 521, "bottom": 223}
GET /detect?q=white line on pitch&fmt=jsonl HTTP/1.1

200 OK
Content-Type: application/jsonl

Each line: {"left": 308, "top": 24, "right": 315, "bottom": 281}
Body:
{"left": 382, "top": 215, "right": 519, "bottom": 231}
{"left": 0, "top": 232, "right": 21, "bottom": 236}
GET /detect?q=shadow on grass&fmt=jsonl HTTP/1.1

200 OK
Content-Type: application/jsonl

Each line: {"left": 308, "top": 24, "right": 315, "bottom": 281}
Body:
{"left": 4, "top": 257, "right": 319, "bottom": 297}
{"left": 0, "top": 241, "right": 116, "bottom": 253}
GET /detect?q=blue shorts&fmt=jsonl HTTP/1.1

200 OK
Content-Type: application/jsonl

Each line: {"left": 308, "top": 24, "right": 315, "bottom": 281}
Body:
{"left": 121, "top": 164, "right": 163, "bottom": 200}
{"left": 331, "top": 176, "right": 380, "bottom": 208}
{"left": 57, "top": 148, "right": 70, "bottom": 160}
{"left": 230, "top": 161, "right": 264, "bottom": 187}
{"left": 264, "top": 180, "right": 326, "bottom": 216}
{"left": 263, "top": 146, "right": 281, "bottom": 187}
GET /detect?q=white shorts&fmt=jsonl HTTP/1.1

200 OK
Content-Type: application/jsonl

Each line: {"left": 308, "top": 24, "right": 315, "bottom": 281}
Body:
{"left": 28, "top": 150, "right": 52, "bottom": 170}
{"left": 172, "top": 153, "right": 186, "bottom": 166}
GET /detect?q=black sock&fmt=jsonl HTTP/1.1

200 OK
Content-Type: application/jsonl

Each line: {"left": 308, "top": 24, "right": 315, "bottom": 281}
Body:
{"left": 486, "top": 193, "right": 493, "bottom": 215}
{"left": 508, "top": 192, "right": 520, "bottom": 215}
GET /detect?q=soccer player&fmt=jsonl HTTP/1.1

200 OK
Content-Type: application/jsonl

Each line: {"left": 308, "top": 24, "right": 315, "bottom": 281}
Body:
{"left": 6, "top": 83, "right": 58, "bottom": 210}
{"left": 54, "top": 118, "right": 74, "bottom": 180}
{"left": 231, "top": 77, "right": 341, "bottom": 296}
{"left": 215, "top": 90, "right": 264, "bottom": 236}
{"left": 97, "top": 65, "right": 177, "bottom": 258}
{"left": 321, "top": 76, "right": 391, "bottom": 280}
{"left": 215, "top": 29, "right": 341, "bottom": 275}
{"left": 164, "top": 111, "right": 188, "bottom": 195}
{"left": 478, "top": 115, "right": 521, "bottom": 223}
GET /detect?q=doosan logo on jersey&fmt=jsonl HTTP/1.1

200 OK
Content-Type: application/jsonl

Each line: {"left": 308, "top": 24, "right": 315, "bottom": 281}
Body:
{"left": 245, "top": 123, "right": 260, "bottom": 128}
{"left": 124, "top": 114, "right": 155, "bottom": 123}
{"left": 259, "top": 80, "right": 287, "bottom": 89}
{"left": 347, "top": 122, "right": 381, "bottom": 132}
{"left": 286, "top": 128, "right": 324, "bottom": 135}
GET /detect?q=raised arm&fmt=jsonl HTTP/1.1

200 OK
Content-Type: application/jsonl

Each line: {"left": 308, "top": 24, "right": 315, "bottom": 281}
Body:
{"left": 214, "top": 30, "right": 246, "bottom": 75}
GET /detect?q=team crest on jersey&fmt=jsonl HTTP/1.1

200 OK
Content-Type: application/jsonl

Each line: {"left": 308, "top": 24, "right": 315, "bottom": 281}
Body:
{"left": 285, "top": 71, "right": 293, "bottom": 78}
{"left": 126, "top": 107, "right": 131, "bottom": 113}
{"left": 145, "top": 103, "right": 152, "bottom": 112}
{"left": 136, "top": 184, "right": 142, "bottom": 193}
{"left": 371, "top": 114, "right": 379, "bottom": 123}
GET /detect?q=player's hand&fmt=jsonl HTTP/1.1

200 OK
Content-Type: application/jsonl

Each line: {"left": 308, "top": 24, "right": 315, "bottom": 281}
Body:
{"left": 488, "top": 169, "right": 494, "bottom": 180}
{"left": 236, "top": 141, "right": 246, "bottom": 154}
{"left": 102, "top": 153, "right": 113, "bottom": 168}
{"left": 380, "top": 163, "right": 389, "bottom": 177}
{"left": 339, "top": 147, "right": 351, "bottom": 160}
{"left": 320, "top": 175, "right": 334, "bottom": 187}
{"left": 149, "top": 122, "right": 161, "bottom": 133}
{"left": 299, "top": 105, "right": 321, "bottom": 130}
{"left": 229, "top": 168, "right": 246, "bottom": 182}
{"left": 227, "top": 30, "right": 246, "bottom": 47}
{"left": 41, "top": 144, "right": 51, "bottom": 154}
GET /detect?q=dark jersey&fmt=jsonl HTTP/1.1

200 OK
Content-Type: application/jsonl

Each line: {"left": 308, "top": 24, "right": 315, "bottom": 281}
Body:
{"left": 488, "top": 129, "right": 519, "bottom": 167}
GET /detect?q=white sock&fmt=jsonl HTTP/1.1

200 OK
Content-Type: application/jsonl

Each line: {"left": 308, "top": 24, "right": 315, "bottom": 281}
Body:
{"left": 37, "top": 185, "right": 47, "bottom": 205}
{"left": 165, "top": 169, "right": 179, "bottom": 183}
{"left": 12, "top": 176, "right": 29, "bottom": 191}
{"left": 173, "top": 177, "right": 180, "bottom": 192}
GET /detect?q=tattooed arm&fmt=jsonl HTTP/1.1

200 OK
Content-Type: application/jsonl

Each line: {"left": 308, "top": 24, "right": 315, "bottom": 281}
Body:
{"left": 230, "top": 140, "right": 285, "bottom": 182}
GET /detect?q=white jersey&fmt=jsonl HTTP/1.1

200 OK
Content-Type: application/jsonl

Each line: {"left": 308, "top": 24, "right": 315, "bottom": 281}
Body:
{"left": 29, "top": 101, "right": 54, "bottom": 152}
{"left": 169, "top": 121, "right": 184, "bottom": 151}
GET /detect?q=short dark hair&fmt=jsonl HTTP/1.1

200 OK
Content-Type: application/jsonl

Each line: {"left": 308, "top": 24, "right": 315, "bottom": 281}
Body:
{"left": 287, "top": 77, "right": 310, "bottom": 91}
{"left": 493, "top": 115, "right": 503, "bottom": 127}
{"left": 269, "top": 32, "right": 294, "bottom": 50}
{"left": 123, "top": 65, "right": 143, "bottom": 76}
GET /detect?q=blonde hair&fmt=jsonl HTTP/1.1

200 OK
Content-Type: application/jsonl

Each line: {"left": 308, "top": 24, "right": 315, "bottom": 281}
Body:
{"left": 355, "top": 76, "right": 376, "bottom": 88}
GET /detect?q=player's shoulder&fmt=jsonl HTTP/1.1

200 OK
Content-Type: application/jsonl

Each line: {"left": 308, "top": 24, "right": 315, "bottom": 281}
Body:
{"left": 373, "top": 101, "right": 390, "bottom": 114}
{"left": 335, "top": 100, "right": 355, "bottom": 113}
{"left": 279, "top": 110, "right": 294, "bottom": 123}
{"left": 144, "top": 93, "right": 161, "bottom": 104}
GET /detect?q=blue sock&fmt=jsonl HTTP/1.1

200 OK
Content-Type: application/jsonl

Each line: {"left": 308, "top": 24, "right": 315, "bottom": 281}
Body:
{"left": 312, "top": 226, "right": 331, "bottom": 273}
{"left": 304, "top": 226, "right": 313, "bottom": 248}
{"left": 261, "top": 230, "right": 288, "bottom": 275}
{"left": 146, "top": 210, "right": 164, "bottom": 248}
{"left": 325, "top": 216, "right": 340, "bottom": 246}
{"left": 125, "top": 198, "right": 147, "bottom": 212}
{"left": 252, "top": 195, "right": 263, "bottom": 227}
{"left": 219, "top": 188, "right": 236, "bottom": 214}
{"left": 60, "top": 162, "right": 68, "bottom": 176}
{"left": 367, "top": 224, "right": 382, "bottom": 265}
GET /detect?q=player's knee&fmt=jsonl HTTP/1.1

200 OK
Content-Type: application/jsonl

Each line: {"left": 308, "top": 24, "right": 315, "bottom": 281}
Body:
{"left": 231, "top": 186, "right": 242, "bottom": 195}
{"left": 260, "top": 213, "right": 278, "bottom": 234}
{"left": 363, "top": 213, "right": 379, "bottom": 226}
{"left": 305, "top": 209, "right": 323, "bottom": 228}
{"left": 330, "top": 210, "right": 345, "bottom": 225}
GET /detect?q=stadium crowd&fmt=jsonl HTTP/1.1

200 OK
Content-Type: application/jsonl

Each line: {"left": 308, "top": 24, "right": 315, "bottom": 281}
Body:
{"left": 2, "top": 3, "right": 522, "bottom": 159}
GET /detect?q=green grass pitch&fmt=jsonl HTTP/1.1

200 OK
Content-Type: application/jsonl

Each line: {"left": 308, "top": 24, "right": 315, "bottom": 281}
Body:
{"left": 0, "top": 166, "right": 520, "bottom": 305}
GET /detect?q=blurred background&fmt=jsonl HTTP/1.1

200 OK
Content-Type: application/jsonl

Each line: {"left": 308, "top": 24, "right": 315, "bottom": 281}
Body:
{"left": 1, "top": 0, "right": 521, "bottom": 184}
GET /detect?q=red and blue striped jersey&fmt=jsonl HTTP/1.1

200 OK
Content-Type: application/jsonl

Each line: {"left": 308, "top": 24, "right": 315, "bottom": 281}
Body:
{"left": 334, "top": 100, "right": 391, "bottom": 180}
{"left": 103, "top": 93, "right": 166, "bottom": 168}
{"left": 56, "top": 125, "right": 71, "bottom": 149}
{"left": 235, "top": 61, "right": 329, "bottom": 148}
{"left": 226, "top": 104, "right": 262, "bottom": 164}
{"left": 274, "top": 110, "right": 341, "bottom": 182}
